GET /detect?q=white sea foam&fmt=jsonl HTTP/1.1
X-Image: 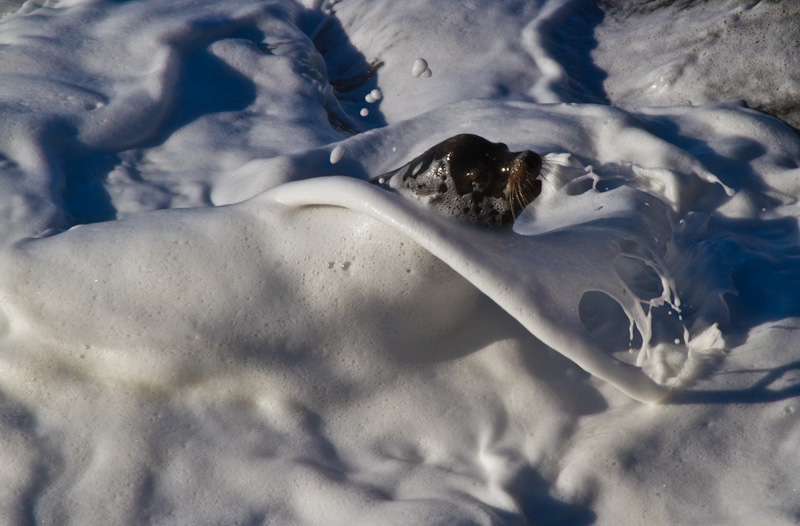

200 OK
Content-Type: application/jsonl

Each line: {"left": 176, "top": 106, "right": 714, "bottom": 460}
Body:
{"left": 2, "top": 0, "right": 800, "bottom": 524}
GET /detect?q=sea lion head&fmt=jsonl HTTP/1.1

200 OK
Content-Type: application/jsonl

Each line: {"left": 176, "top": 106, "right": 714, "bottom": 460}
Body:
{"left": 371, "top": 134, "right": 543, "bottom": 227}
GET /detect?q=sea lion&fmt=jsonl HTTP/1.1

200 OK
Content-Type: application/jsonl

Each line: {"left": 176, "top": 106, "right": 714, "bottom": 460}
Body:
{"left": 370, "top": 134, "right": 543, "bottom": 227}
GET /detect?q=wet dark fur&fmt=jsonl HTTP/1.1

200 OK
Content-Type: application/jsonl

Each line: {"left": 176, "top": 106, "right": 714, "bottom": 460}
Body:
{"left": 370, "top": 134, "right": 543, "bottom": 227}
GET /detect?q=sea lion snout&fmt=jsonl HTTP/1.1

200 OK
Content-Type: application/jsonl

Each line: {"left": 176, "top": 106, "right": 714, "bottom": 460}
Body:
{"left": 512, "top": 150, "right": 543, "bottom": 180}
{"left": 505, "top": 149, "right": 543, "bottom": 200}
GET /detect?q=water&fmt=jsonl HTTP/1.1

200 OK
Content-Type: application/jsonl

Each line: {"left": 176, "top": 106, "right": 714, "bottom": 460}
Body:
{"left": 1, "top": 0, "right": 800, "bottom": 524}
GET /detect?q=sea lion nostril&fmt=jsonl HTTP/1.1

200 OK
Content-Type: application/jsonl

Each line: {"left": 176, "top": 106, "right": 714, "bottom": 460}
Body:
{"left": 371, "top": 134, "right": 543, "bottom": 227}
{"left": 518, "top": 150, "right": 543, "bottom": 172}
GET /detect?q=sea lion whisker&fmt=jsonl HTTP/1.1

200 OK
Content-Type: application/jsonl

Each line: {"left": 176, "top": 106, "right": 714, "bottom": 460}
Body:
{"left": 511, "top": 185, "right": 525, "bottom": 220}
{"left": 514, "top": 182, "right": 532, "bottom": 217}
{"left": 518, "top": 179, "right": 535, "bottom": 203}
{"left": 518, "top": 189, "right": 533, "bottom": 215}
{"left": 538, "top": 161, "right": 560, "bottom": 191}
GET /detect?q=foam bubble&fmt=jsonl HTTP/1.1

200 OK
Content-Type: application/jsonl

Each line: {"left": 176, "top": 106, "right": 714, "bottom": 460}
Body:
{"left": 412, "top": 58, "right": 429, "bottom": 78}
{"left": 329, "top": 145, "right": 345, "bottom": 164}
